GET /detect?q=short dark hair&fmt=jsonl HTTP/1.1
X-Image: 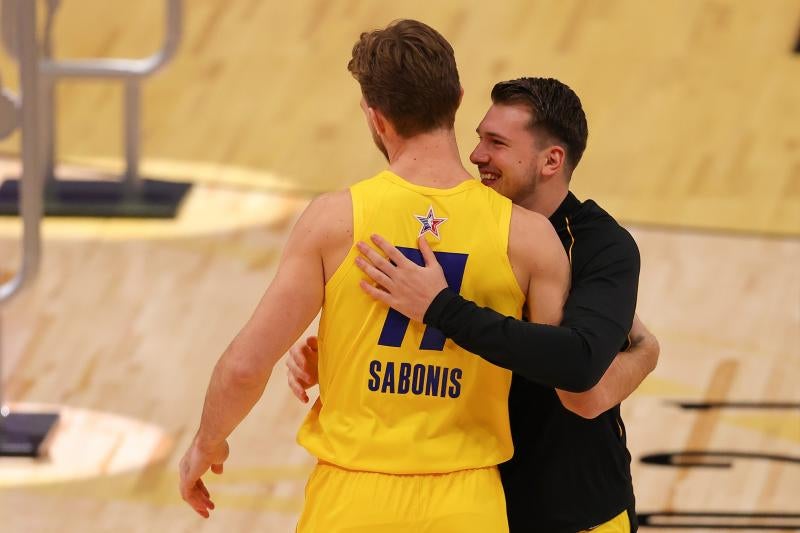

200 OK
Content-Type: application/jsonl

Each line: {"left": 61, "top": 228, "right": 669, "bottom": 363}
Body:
{"left": 491, "top": 77, "right": 588, "bottom": 172}
{"left": 348, "top": 19, "right": 461, "bottom": 138}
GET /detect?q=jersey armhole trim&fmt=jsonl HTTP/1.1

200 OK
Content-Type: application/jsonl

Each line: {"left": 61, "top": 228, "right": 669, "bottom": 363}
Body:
{"left": 324, "top": 187, "right": 359, "bottom": 293}
{"left": 496, "top": 199, "right": 526, "bottom": 306}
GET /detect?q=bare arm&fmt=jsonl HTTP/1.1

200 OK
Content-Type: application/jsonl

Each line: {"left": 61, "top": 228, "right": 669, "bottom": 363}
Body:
{"left": 512, "top": 207, "right": 571, "bottom": 327}
{"left": 193, "top": 240, "right": 324, "bottom": 448}
{"left": 557, "top": 315, "right": 659, "bottom": 419}
{"left": 179, "top": 193, "right": 345, "bottom": 518}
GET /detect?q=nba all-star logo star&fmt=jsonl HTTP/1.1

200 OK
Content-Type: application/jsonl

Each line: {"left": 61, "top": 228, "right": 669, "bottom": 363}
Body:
{"left": 414, "top": 206, "right": 447, "bottom": 239}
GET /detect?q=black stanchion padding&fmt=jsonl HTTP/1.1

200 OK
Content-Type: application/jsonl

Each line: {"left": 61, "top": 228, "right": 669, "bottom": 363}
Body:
{"left": 0, "top": 178, "right": 192, "bottom": 218}
{"left": 0, "top": 412, "right": 59, "bottom": 457}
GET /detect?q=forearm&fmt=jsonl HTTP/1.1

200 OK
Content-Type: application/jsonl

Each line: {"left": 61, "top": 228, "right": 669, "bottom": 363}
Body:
{"left": 194, "top": 338, "right": 273, "bottom": 448}
{"left": 556, "top": 351, "right": 646, "bottom": 419}
{"left": 557, "top": 319, "right": 659, "bottom": 418}
{"left": 193, "top": 250, "right": 325, "bottom": 448}
{"left": 425, "top": 289, "right": 623, "bottom": 392}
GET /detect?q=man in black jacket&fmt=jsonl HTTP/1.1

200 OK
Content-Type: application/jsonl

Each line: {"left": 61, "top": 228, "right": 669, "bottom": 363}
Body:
{"left": 288, "top": 78, "right": 659, "bottom": 532}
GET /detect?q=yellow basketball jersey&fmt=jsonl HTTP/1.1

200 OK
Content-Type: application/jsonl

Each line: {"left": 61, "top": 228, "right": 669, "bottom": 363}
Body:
{"left": 297, "top": 170, "right": 525, "bottom": 474}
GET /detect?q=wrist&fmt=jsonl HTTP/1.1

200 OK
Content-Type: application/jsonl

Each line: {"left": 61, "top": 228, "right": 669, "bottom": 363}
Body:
{"left": 422, "top": 287, "right": 458, "bottom": 326}
{"left": 194, "top": 432, "right": 223, "bottom": 455}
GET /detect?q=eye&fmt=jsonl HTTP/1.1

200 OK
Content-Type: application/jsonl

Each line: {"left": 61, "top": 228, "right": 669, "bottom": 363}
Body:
{"left": 492, "top": 139, "right": 506, "bottom": 147}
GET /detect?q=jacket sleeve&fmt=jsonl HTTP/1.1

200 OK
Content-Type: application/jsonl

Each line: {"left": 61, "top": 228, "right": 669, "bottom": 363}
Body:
{"left": 423, "top": 231, "right": 640, "bottom": 392}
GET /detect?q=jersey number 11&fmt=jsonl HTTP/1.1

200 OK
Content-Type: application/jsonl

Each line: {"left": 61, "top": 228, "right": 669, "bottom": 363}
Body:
{"left": 376, "top": 246, "right": 468, "bottom": 352}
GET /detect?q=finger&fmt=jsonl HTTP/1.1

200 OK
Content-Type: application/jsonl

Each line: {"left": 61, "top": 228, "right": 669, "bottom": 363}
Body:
{"left": 196, "top": 484, "right": 215, "bottom": 510}
{"left": 194, "top": 498, "right": 211, "bottom": 518}
{"left": 194, "top": 504, "right": 210, "bottom": 519}
{"left": 197, "top": 478, "right": 210, "bottom": 498}
{"left": 306, "top": 336, "right": 318, "bottom": 351}
{"left": 359, "top": 280, "right": 394, "bottom": 307}
{"left": 218, "top": 440, "right": 230, "bottom": 463}
{"left": 370, "top": 234, "right": 407, "bottom": 266}
{"left": 287, "top": 352, "right": 313, "bottom": 384}
{"left": 355, "top": 256, "right": 394, "bottom": 288}
{"left": 288, "top": 344, "right": 303, "bottom": 362}
{"left": 196, "top": 486, "right": 213, "bottom": 506}
{"left": 356, "top": 241, "right": 396, "bottom": 274}
{"left": 285, "top": 349, "right": 298, "bottom": 371}
{"left": 299, "top": 343, "right": 318, "bottom": 365}
{"left": 287, "top": 376, "right": 305, "bottom": 403}
{"left": 186, "top": 489, "right": 211, "bottom": 518}
{"left": 418, "top": 235, "right": 439, "bottom": 268}
{"left": 299, "top": 341, "right": 317, "bottom": 360}
{"left": 288, "top": 376, "right": 310, "bottom": 403}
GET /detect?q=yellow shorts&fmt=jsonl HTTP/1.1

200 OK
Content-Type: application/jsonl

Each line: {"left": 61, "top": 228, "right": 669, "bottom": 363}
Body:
{"left": 296, "top": 463, "right": 508, "bottom": 533}
{"left": 580, "top": 509, "right": 630, "bottom": 533}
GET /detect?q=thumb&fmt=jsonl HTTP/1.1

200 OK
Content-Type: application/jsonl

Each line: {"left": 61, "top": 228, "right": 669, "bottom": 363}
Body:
{"left": 210, "top": 441, "right": 230, "bottom": 474}
{"left": 418, "top": 235, "right": 437, "bottom": 267}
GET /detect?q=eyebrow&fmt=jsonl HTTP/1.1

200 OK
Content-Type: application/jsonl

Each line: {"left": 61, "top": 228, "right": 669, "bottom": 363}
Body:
{"left": 477, "top": 128, "right": 511, "bottom": 142}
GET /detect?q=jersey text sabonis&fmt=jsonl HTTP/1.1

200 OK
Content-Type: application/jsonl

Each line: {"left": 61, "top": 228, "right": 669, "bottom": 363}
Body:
{"left": 368, "top": 360, "right": 462, "bottom": 398}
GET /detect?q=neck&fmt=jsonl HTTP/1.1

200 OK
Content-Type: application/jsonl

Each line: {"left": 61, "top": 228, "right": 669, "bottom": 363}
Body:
{"left": 385, "top": 129, "right": 472, "bottom": 187}
{"left": 519, "top": 179, "right": 569, "bottom": 218}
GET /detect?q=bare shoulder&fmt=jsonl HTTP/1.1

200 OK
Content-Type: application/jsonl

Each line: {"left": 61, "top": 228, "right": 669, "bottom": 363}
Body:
{"left": 305, "top": 189, "right": 352, "bottom": 218}
{"left": 509, "top": 204, "right": 569, "bottom": 279}
{"left": 295, "top": 189, "right": 353, "bottom": 244}
{"left": 510, "top": 204, "right": 553, "bottom": 237}
{"left": 504, "top": 205, "right": 546, "bottom": 289}
{"left": 293, "top": 190, "right": 354, "bottom": 282}
{"left": 509, "top": 205, "right": 558, "bottom": 258}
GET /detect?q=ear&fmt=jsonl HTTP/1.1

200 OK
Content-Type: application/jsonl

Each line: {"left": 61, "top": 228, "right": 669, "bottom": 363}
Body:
{"left": 541, "top": 145, "right": 566, "bottom": 178}
{"left": 367, "top": 106, "right": 388, "bottom": 135}
{"left": 458, "top": 86, "right": 464, "bottom": 106}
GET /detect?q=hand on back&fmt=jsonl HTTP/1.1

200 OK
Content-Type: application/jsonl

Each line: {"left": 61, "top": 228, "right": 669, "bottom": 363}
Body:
{"left": 286, "top": 336, "right": 320, "bottom": 403}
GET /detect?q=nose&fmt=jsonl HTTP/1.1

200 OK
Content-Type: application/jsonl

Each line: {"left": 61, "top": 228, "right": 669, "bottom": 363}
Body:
{"left": 470, "top": 142, "right": 489, "bottom": 165}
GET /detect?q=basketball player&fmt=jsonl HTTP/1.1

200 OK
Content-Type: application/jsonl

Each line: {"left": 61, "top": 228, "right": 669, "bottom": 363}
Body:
{"left": 287, "top": 78, "right": 659, "bottom": 532}
{"left": 179, "top": 21, "right": 571, "bottom": 532}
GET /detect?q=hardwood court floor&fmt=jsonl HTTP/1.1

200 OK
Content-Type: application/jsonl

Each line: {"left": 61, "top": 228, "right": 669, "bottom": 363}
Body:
{"left": 0, "top": 166, "right": 797, "bottom": 532}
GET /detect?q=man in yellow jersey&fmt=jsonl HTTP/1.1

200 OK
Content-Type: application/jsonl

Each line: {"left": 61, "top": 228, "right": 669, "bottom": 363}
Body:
{"left": 179, "top": 20, "right": 569, "bottom": 532}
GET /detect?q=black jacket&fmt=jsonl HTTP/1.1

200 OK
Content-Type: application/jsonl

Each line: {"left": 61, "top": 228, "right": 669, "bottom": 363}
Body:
{"left": 424, "top": 192, "right": 640, "bottom": 532}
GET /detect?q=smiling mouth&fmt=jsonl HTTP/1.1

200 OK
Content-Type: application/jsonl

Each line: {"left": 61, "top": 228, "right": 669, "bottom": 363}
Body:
{"left": 480, "top": 172, "right": 500, "bottom": 185}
